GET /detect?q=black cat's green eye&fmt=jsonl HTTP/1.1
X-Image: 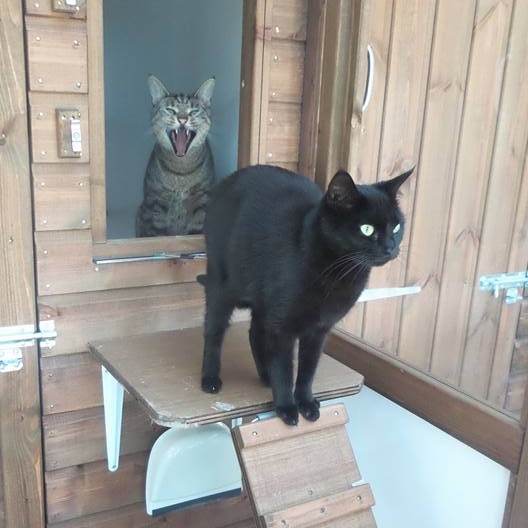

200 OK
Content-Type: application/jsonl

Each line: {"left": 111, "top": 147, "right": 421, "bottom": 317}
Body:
{"left": 393, "top": 224, "right": 401, "bottom": 234}
{"left": 360, "top": 224, "right": 375, "bottom": 237}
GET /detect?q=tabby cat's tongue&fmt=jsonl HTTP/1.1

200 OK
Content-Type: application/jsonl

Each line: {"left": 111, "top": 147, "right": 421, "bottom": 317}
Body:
{"left": 170, "top": 126, "right": 190, "bottom": 157}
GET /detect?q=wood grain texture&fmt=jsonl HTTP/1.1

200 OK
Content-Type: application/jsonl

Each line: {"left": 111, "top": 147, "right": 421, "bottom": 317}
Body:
{"left": 39, "top": 282, "right": 206, "bottom": 357}
{"left": 47, "top": 496, "right": 254, "bottom": 528}
{"left": 35, "top": 230, "right": 205, "bottom": 295}
{"left": 0, "top": 1, "right": 44, "bottom": 526}
{"left": 89, "top": 322, "right": 363, "bottom": 426}
{"left": 33, "top": 163, "right": 91, "bottom": 231}
{"left": 233, "top": 403, "right": 376, "bottom": 528}
{"left": 25, "top": 16, "right": 87, "bottom": 93}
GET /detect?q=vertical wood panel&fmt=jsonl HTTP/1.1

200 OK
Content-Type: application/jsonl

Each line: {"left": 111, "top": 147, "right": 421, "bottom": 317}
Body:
{"left": 397, "top": 0, "right": 475, "bottom": 367}
{"left": 460, "top": 0, "right": 527, "bottom": 399}
{"left": 362, "top": 0, "right": 436, "bottom": 354}
{"left": 430, "top": 0, "right": 514, "bottom": 384}
{"left": 0, "top": 0, "right": 44, "bottom": 526}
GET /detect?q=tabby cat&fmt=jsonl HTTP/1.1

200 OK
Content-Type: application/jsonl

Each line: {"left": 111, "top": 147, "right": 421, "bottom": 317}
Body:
{"left": 201, "top": 164, "right": 413, "bottom": 425}
{"left": 136, "top": 76, "right": 215, "bottom": 237}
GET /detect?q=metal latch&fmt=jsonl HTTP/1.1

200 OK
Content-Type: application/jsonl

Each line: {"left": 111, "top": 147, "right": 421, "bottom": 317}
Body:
{"left": 0, "top": 321, "right": 56, "bottom": 373}
{"left": 479, "top": 272, "right": 528, "bottom": 304}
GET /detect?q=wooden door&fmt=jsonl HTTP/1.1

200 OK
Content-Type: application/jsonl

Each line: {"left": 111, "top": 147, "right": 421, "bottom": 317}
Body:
{"left": 0, "top": 0, "right": 45, "bottom": 526}
{"left": 21, "top": 0, "right": 309, "bottom": 525}
{"left": 338, "top": 0, "right": 528, "bottom": 419}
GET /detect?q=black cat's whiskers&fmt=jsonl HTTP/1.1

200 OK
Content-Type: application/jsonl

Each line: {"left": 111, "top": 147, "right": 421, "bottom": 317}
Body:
{"left": 316, "top": 252, "right": 367, "bottom": 285}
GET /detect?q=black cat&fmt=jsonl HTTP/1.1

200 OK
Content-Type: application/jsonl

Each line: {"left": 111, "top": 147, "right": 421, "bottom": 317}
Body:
{"left": 201, "top": 164, "right": 413, "bottom": 425}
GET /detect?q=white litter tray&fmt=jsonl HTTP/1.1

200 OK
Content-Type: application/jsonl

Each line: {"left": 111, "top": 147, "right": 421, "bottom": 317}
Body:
{"left": 146, "top": 422, "right": 242, "bottom": 516}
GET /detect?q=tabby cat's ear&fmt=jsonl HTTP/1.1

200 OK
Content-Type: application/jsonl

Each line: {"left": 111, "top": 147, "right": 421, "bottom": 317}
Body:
{"left": 379, "top": 166, "right": 414, "bottom": 197}
{"left": 148, "top": 75, "right": 170, "bottom": 106}
{"left": 195, "top": 78, "right": 215, "bottom": 109}
{"left": 325, "top": 170, "right": 360, "bottom": 211}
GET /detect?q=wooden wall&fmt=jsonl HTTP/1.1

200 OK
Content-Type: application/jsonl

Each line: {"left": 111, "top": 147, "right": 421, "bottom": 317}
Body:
{"left": 22, "top": 0, "right": 308, "bottom": 526}
{"left": 338, "top": 0, "right": 528, "bottom": 418}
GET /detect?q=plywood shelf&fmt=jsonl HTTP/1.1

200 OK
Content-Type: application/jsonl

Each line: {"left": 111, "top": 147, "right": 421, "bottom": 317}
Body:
{"left": 88, "top": 322, "right": 363, "bottom": 426}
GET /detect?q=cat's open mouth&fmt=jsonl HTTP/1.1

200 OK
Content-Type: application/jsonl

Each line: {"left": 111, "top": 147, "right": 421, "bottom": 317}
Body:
{"left": 168, "top": 126, "right": 196, "bottom": 157}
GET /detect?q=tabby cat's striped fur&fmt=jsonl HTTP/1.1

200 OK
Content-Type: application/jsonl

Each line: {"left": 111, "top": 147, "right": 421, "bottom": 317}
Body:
{"left": 136, "top": 76, "right": 215, "bottom": 237}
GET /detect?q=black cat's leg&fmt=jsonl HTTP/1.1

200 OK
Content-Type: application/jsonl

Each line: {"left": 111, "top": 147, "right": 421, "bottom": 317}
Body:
{"left": 265, "top": 333, "right": 298, "bottom": 425}
{"left": 295, "top": 329, "right": 328, "bottom": 421}
{"left": 249, "top": 314, "right": 270, "bottom": 386}
{"left": 201, "top": 287, "right": 234, "bottom": 394}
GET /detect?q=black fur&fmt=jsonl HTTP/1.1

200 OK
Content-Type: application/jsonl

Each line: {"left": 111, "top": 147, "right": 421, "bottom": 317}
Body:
{"left": 201, "top": 164, "right": 413, "bottom": 425}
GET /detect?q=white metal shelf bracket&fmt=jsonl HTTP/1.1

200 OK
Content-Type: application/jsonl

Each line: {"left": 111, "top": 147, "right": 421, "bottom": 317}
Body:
{"left": 102, "top": 366, "right": 124, "bottom": 472}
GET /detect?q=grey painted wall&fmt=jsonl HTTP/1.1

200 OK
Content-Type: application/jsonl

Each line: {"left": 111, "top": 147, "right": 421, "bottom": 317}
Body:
{"left": 103, "top": 0, "right": 243, "bottom": 238}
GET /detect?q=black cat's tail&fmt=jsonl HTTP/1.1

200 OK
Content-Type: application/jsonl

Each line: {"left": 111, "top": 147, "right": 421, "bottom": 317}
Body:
{"left": 196, "top": 274, "right": 207, "bottom": 287}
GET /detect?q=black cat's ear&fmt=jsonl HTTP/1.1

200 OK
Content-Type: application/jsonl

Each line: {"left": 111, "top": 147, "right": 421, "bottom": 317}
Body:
{"left": 325, "top": 170, "right": 360, "bottom": 211}
{"left": 379, "top": 166, "right": 414, "bottom": 197}
{"left": 148, "top": 75, "right": 169, "bottom": 106}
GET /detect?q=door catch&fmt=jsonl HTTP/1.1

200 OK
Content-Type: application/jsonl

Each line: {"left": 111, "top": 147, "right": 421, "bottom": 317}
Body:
{"left": 479, "top": 272, "right": 527, "bottom": 304}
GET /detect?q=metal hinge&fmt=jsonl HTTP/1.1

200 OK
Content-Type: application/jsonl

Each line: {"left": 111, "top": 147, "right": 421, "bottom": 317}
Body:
{"left": 0, "top": 321, "right": 56, "bottom": 373}
{"left": 479, "top": 272, "right": 528, "bottom": 304}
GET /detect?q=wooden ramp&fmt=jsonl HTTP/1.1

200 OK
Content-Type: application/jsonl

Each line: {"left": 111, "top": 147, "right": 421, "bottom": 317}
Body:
{"left": 88, "top": 322, "right": 364, "bottom": 426}
{"left": 233, "top": 403, "right": 376, "bottom": 527}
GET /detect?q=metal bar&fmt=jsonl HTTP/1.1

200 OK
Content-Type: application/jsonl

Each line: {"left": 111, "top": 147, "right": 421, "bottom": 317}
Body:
{"left": 93, "top": 252, "right": 206, "bottom": 265}
{"left": 357, "top": 285, "right": 421, "bottom": 303}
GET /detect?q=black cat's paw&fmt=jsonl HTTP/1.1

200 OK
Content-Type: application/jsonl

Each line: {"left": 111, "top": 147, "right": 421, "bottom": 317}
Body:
{"left": 201, "top": 376, "right": 222, "bottom": 393}
{"left": 297, "top": 398, "right": 320, "bottom": 421}
{"left": 276, "top": 404, "right": 299, "bottom": 426}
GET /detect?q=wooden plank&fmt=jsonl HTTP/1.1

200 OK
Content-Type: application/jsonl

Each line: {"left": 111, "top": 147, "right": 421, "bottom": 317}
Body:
{"left": 41, "top": 352, "right": 106, "bottom": 415}
{"left": 271, "top": 0, "right": 307, "bottom": 41}
{"left": 46, "top": 452, "right": 149, "bottom": 523}
{"left": 430, "top": 0, "right": 513, "bottom": 384}
{"left": 85, "top": 0, "right": 106, "bottom": 241}
{"left": 33, "top": 163, "right": 91, "bottom": 231}
{"left": 25, "top": 15, "right": 87, "bottom": 93}
{"left": 236, "top": 404, "right": 348, "bottom": 448}
{"left": 262, "top": 485, "right": 374, "bottom": 528}
{"left": 24, "top": 0, "right": 86, "bottom": 18}
{"left": 234, "top": 413, "right": 361, "bottom": 518}
{"left": 47, "top": 496, "right": 254, "bottom": 528}
{"left": 268, "top": 39, "right": 305, "bottom": 105}
{"left": 298, "top": 0, "right": 325, "bottom": 178}
{"left": 89, "top": 322, "right": 364, "bottom": 426}
{"left": 43, "top": 402, "right": 162, "bottom": 471}
{"left": 460, "top": 0, "right": 525, "bottom": 400}
{"left": 362, "top": 0, "right": 435, "bottom": 357}
{"left": 35, "top": 230, "right": 205, "bottom": 295}
{"left": 265, "top": 102, "right": 301, "bottom": 163}
{"left": 397, "top": 0, "right": 475, "bottom": 368}
{"left": 337, "top": 0, "right": 394, "bottom": 338}
{"left": 39, "top": 282, "right": 206, "bottom": 357}
{"left": 0, "top": 0, "right": 44, "bottom": 526}
{"left": 327, "top": 329, "right": 523, "bottom": 473}
{"left": 28, "top": 91, "right": 89, "bottom": 164}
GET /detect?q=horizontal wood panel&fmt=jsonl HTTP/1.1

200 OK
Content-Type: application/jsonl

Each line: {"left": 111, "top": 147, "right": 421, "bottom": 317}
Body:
{"left": 269, "top": 39, "right": 305, "bottom": 104}
{"left": 46, "top": 452, "right": 148, "bottom": 523}
{"left": 35, "top": 230, "right": 205, "bottom": 295}
{"left": 29, "top": 91, "right": 89, "bottom": 163}
{"left": 39, "top": 282, "right": 205, "bottom": 356}
{"left": 24, "top": 0, "right": 86, "bottom": 18}
{"left": 271, "top": 0, "right": 307, "bottom": 41}
{"left": 43, "top": 402, "right": 162, "bottom": 471}
{"left": 33, "top": 163, "right": 91, "bottom": 231}
{"left": 41, "top": 352, "right": 106, "bottom": 415}
{"left": 47, "top": 496, "right": 254, "bottom": 528}
{"left": 25, "top": 15, "right": 87, "bottom": 93}
{"left": 265, "top": 102, "right": 301, "bottom": 162}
